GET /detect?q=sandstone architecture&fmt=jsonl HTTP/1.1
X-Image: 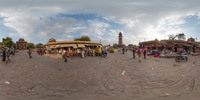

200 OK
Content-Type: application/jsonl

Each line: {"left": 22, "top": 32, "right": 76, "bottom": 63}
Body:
{"left": 48, "top": 38, "right": 56, "bottom": 43}
{"left": 118, "top": 32, "right": 124, "bottom": 47}
{"left": 187, "top": 37, "right": 195, "bottom": 43}
{"left": 16, "top": 38, "right": 27, "bottom": 50}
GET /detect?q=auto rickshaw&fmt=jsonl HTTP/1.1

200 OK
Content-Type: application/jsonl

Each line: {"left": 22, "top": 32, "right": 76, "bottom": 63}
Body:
{"left": 109, "top": 47, "right": 114, "bottom": 53}
{"left": 95, "top": 47, "right": 102, "bottom": 56}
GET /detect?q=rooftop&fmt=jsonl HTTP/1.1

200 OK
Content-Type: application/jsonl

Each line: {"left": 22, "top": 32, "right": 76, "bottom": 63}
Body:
{"left": 46, "top": 41, "right": 101, "bottom": 45}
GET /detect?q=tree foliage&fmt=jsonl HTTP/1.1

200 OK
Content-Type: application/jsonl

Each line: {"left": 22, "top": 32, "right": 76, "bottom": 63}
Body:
{"left": 176, "top": 33, "right": 186, "bottom": 40}
{"left": 2, "top": 37, "right": 13, "bottom": 48}
{"left": 74, "top": 36, "right": 91, "bottom": 41}
{"left": 113, "top": 43, "right": 118, "bottom": 48}
{"left": 36, "top": 43, "right": 44, "bottom": 48}
{"left": 168, "top": 34, "right": 176, "bottom": 40}
{"left": 27, "top": 43, "right": 35, "bottom": 49}
{"left": 168, "top": 33, "right": 186, "bottom": 40}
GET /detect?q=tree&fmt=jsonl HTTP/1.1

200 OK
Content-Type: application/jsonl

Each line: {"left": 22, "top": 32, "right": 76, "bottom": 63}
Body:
{"left": 27, "top": 43, "right": 35, "bottom": 49}
{"left": 168, "top": 34, "right": 177, "bottom": 40}
{"left": 36, "top": 43, "right": 44, "bottom": 48}
{"left": 113, "top": 43, "right": 118, "bottom": 48}
{"left": 74, "top": 36, "right": 91, "bottom": 41}
{"left": 176, "top": 33, "right": 186, "bottom": 40}
{"left": 2, "top": 37, "right": 13, "bottom": 48}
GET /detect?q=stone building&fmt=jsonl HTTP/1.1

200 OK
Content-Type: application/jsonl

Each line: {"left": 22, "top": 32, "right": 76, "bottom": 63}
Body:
{"left": 118, "top": 32, "right": 125, "bottom": 47}
{"left": 187, "top": 37, "right": 195, "bottom": 43}
{"left": 48, "top": 38, "right": 56, "bottom": 43}
{"left": 16, "top": 38, "right": 27, "bottom": 50}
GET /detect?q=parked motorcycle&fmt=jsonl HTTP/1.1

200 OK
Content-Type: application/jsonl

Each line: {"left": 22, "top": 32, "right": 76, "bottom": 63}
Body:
{"left": 175, "top": 55, "right": 188, "bottom": 62}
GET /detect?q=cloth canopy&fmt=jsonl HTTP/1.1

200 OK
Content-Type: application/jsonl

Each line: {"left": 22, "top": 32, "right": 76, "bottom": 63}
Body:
{"left": 61, "top": 44, "right": 77, "bottom": 48}
{"left": 77, "top": 44, "right": 85, "bottom": 48}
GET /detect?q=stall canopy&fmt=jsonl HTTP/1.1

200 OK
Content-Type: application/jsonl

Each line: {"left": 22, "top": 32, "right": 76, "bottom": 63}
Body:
{"left": 50, "top": 45, "right": 56, "bottom": 48}
{"left": 85, "top": 44, "right": 96, "bottom": 46}
{"left": 77, "top": 44, "right": 85, "bottom": 48}
{"left": 55, "top": 45, "right": 61, "bottom": 48}
{"left": 61, "top": 44, "right": 77, "bottom": 48}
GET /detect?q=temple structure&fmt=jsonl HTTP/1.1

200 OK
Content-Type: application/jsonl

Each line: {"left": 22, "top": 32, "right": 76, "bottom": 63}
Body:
{"left": 16, "top": 38, "right": 27, "bottom": 50}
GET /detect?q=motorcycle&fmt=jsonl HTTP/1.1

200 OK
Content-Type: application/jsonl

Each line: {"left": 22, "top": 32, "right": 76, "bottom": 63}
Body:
{"left": 175, "top": 55, "right": 188, "bottom": 62}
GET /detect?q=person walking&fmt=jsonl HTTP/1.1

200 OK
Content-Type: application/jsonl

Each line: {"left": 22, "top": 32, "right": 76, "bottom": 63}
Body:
{"left": 132, "top": 47, "right": 136, "bottom": 59}
{"left": 13, "top": 49, "right": 15, "bottom": 56}
{"left": 28, "top": 48, "right": 32, "bottom": 58}
{"left": 2, "top": 48, "right": 6, "bottom": 62}
{"left": 122, "top": 48, "right": 125, "bottom": 54}
{"left": 137, "top": 47, "right": 142, "bottom": 62}
{"left": 92, "top": 49, "right": 95, "bottom": 56}
{"left": 62, "top": 50, "right": 67, "bottom": 62}
{"left": 143, "top": 48, "right": 147, "bottom": 59}
{"left": 102, "top": 49, "right": 105, "bottom": 58}
{"left": 81, "top": 49, "right": 85, "bottom": 58}
{"left": 6, "top": 49, "right": 10, "bottom": 63}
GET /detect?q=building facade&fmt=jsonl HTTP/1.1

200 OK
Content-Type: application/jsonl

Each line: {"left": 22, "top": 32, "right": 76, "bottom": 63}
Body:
{"left": 46, "top": 41, "right": 102, "bottom": 50}
{"left": 16, "top": 38, "right": 27, "bottom": 50}
{"left": 139, "top": 39, "right": 198, "bottom": 53}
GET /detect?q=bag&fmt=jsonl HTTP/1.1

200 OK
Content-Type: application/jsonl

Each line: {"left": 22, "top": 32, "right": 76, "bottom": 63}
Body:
{"left": 139, "top": 49, "right": 142, "bottom": 54}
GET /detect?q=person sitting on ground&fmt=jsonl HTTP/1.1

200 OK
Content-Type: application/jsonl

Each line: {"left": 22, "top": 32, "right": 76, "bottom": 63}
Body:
{"left": 154, "top": 53, "right": 158, "bottom": 57}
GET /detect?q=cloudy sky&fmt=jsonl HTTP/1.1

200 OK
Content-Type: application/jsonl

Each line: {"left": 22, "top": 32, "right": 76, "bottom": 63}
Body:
{"left": 0, "top": 0, "right": 200, "bottom": 45}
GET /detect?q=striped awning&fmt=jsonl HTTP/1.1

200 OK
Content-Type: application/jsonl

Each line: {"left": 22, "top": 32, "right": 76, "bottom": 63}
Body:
{"left": 85, "top": 44, "right": 96, "bottom": 46}
{"left": 61, "top": 44, "right": 77, "bottom": 48}
{"left": 50, "top": 45, "right": 56, "bottom": 48}
{"left": 55, "top": 45, "right": 62, "bottom": 48}
{"left": 77, "top": 44, "right": 85, "bottom": 48}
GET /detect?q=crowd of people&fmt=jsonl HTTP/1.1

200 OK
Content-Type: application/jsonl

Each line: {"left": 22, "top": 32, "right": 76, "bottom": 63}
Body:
{"left": 0, "top": 48, "right": 16, "bottom": 63}
{"left": 130, "top": 47, "right": 147, "bottom": 62}
{"left": 35, "top": 47, "right": 108, "bottom": 62}
{"left": 1, "top": 45, "right": 197, "bottom": 64}
{"left": 129, "top": 46, "right": 198, "bottom": 63}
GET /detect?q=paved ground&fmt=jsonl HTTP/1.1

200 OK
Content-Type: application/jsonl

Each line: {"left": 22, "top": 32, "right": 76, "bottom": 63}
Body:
{"left": 0, "top": 50, "right": 200, "bottom": 100}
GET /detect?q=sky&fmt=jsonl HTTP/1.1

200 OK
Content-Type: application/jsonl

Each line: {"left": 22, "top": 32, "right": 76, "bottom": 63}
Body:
{"left": 0, "top": 0, "right": 200, "bottom": 45}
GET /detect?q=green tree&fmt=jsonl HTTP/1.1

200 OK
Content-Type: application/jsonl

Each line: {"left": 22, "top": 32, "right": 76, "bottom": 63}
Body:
{"left": 176, "top": 33, "right": 186, "bottom": 40}
{"left": 27, "top": 43, "right": 35, "bottom": 49}
{"left": 168, "top": 34, "right": 177, "bottom": 40}
{"left": 2, "top": 37, "right": 13, "bottom": 48}
{"left": 74, "top": 36, "right": 91, "bottom": 41}
{"left": 113, "top": 43, "right": 118, "bottom": 48}
{"left": 36, "top": 43, "right": 44, "bottom": 48}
